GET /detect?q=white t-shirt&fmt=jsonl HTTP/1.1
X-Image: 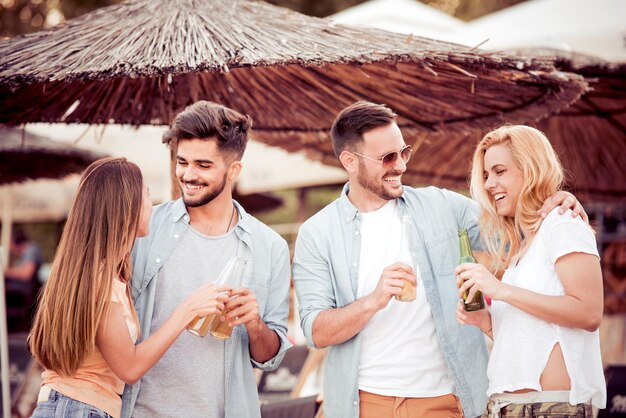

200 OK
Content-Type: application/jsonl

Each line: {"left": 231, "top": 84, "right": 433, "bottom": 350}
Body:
{"left": 488, "top": 208, "right": 606, "bottom": 408}
{"left": 357, "top": 200, "right": 455, "bottom": 397}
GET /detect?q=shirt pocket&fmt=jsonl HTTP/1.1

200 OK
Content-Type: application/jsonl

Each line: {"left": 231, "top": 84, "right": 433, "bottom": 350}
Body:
{"left": 424, "top": 229, "right": 459, "bottom": 277}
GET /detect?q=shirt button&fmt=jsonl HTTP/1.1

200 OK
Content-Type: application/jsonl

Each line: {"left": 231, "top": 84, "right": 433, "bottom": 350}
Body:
{"left": 156, "top": 258, "right": 161, "bottom": 263}
{"left": 174, "top": 234, "right": 179, "bottom": 239}
{"left": 353, "top": 401, "right": 358, "bottom": 406}
{"left": 352, "top": 262, "right": 357, "bottom": 267}
{"left": 354, "top": 231, "right": 360, "bottom": 236}
{"left": 184, "top": 215, "right": 189, "bottom": 221}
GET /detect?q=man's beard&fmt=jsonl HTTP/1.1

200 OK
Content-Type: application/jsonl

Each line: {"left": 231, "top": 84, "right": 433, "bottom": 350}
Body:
{"left": 356, "top": 161, "right": 402, "bottom": 201}
{"left": 181, "top": 173, "right": 228, "bottom": 208}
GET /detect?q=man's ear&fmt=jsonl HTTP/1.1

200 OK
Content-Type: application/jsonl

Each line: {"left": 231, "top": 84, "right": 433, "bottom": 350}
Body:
{"left": 339, "top": 150, "right": 358, "bottom": 174}
{"left": 228, "top": 160, "right": 242, "bottom": 181}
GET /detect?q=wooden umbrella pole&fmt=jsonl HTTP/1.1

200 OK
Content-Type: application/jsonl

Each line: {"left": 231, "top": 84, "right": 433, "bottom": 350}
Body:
{"left": 0, "top": 269, "right": 10, "bottom": 418}
{"left": 1, "top": 187, "right": 12, "bottom": 265}
{"left": 170, "top": 146, "right": 181, "bottom": 200}
{"left": 0, "top": 187, "right": 13, "bottom": 418}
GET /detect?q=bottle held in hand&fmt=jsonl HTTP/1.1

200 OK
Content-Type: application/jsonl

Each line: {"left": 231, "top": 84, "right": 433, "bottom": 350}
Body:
{"left": 396, "top": 215, "right": 417, "bottom": 302}
{"left": 186, "top": 255, "right": 245, "bottom": 337}
{"left": 458, "top": 228, "right": 485, "bottom": 311}
{"left": 209, "top": 257, "right": 246, "bottom": 340}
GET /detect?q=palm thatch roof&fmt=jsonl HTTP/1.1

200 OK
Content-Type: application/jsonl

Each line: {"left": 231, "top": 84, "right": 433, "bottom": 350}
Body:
{"left": 355, "top": 50, "right": 624, "bottom": 202}
{"left": 0, "top": 0, "right": 585, "bottom": 135}
{"left": 0, "top": 128, "right": 102, "bottom": 184}
{"left": 532, "top": 51, "right": 626, "bottom": 201}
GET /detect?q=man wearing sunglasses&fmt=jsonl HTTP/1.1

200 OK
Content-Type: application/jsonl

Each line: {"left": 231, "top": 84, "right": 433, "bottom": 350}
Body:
{"left": 292, "top": 101, "right": 586, "bottom": 418}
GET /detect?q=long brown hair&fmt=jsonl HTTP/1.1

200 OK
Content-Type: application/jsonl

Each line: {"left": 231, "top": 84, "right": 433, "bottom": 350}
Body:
{"left": 29, "top": 157, "right": 143, "bottom": 376}
{"left": 470, "top": 125, "right": 564, "bottom": 270}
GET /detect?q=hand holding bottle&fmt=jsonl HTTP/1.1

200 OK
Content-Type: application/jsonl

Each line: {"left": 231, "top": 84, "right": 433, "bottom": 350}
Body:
{"left": 179, "top": 283, "right": 230, "bottom": 324}
{"left": 187, "top": 255, "right": 246, "bottom": 338}
{"left": 208, "top": 256, "right": 247, "bottom": 340}
{"left": 456, "top": 299, "right": 491, "bottom": 335}
{"left": 221, "top": 287, "right": 262, "bottom": 334}
{"left": 457, "top": 229, "right": 485, "bottom": 311}
{"left": 368, "top": 262, "right": 416, "bottom": 310}
{"left": 396, "top": 215, "right": 418, "bottom": 302}
{"left": 455, "top": 262, "right": 506, "bottom": 302}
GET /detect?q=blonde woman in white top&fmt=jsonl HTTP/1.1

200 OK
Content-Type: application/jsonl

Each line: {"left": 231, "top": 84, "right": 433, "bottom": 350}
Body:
{"left": 455, "top": 125, "right": 606, "bottom": 418}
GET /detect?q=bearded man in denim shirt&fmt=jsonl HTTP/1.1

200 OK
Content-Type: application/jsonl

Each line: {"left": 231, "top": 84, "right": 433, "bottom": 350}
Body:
{"left": 292, "top": 101, "right": 586, "bottom": 418}
{"left": 122, "top": 101, "right": 292, "bottom": 418}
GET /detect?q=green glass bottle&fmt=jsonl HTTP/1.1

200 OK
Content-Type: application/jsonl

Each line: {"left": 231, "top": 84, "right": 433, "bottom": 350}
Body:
{"left": 458, "top": 229, "right": 485, "bottom": 311}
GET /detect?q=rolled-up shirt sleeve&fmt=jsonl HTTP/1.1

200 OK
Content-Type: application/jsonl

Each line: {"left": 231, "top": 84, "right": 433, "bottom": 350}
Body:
{"left": 292, "top": 223, "right": 337, "bottom": 349}
{"left": 251, "top": 238, "right": 293, "bottom": 370}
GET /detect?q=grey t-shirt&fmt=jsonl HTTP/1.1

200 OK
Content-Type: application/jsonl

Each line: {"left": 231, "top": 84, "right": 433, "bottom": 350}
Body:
{"left": 133, "top": 226, "right": 239, "bottom": 418}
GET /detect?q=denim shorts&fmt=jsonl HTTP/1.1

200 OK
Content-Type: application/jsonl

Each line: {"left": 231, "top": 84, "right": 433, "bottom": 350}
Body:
{"left": 31, "top": 388, "right": 112, "bottom": 418}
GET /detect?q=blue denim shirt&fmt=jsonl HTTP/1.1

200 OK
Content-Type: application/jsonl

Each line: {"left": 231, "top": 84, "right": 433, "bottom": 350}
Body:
{"left": 292, "top": 184, "right": 489, "bottom": 418}
{"left": 121, "top": 199, "right": 292, "bottom": 418}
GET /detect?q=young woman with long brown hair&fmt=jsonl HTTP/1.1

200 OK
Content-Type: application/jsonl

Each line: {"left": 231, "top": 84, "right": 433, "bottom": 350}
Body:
{"left": 29, "top": 157, "right": 228, "bottom": 418}
{"left": 455, "top": 126, "right": 606, "bottom": 417}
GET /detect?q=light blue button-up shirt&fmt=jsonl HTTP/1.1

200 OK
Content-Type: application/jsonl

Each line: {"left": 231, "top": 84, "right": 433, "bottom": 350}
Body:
{"left": 121, "top": 199, "right": 292, "bottom": 418}
{"left": 293, "top": 184, "right": 489, "bottom": 418}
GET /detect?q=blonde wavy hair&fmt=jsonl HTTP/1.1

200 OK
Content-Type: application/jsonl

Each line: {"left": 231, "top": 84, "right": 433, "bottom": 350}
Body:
{"left": 470, "top": 125, "right": 564, "bottom": 270}
{"left": 29, "top": 157, "right": 143, "bottom": 376}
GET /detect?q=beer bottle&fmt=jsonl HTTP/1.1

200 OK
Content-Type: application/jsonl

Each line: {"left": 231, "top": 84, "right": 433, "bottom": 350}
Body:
{"left": 186, "top": 255, "right": 244, "bottom": 337}
{"left": 396, "top": 215, "right": 417, "bottom": 302}
{"left": 458, "top": 229, "right": 485, "bottom": 311}
{"left": 210, "top": 257, "right": 247, "bottom": 340}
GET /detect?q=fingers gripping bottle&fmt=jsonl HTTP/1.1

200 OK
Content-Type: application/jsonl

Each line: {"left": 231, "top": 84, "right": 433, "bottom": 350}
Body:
{"left": 186, "top": 255, "right": 245, "bottom": 337}
{"left": 210, "top": 257, "right": 246, "bottom": 340}
{"left": 396, "top": 215, "right": 417, "bottom": 302}
{"left": 458, "top": 229, "right": 485, "bottom": 311}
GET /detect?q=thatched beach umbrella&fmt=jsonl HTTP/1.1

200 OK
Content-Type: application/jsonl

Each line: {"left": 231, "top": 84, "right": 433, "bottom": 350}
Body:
{"left": 533, "top": 52, "right": 626, "bottom": 201}
{"left": 0, "top": 127, "right": 101, "bottom": 418}
{"left": 369, "top": 51, "right": 624, "bottom": 202}
{"left": 0, "top": 126, "right": 102, "bottom": 261}
{"left": 0, "top": 128, "right": 101, "bottom": 185}
{"left": 0, "top": 0, "right": 585, "bottom": 137}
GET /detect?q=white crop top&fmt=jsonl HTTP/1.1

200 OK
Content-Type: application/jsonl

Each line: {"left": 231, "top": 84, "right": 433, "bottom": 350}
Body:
{"left": 487, "top": 209, "right": 606, "bottom": 409}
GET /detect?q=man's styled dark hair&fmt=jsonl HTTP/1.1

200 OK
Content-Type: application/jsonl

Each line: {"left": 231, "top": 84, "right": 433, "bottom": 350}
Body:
{"left": 162, "top": 101, "right": 252, "bottom": 160}
{"left": 330, "top": 101, "right": 397, "bottom": 158}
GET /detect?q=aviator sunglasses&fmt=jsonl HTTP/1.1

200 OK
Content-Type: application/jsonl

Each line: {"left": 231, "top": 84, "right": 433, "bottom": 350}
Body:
{"left": 352, "top": 145, "right": 413, "bottom": 167}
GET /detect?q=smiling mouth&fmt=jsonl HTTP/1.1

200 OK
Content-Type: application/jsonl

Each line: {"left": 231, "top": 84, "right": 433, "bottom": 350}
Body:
{"left": 384, "top": 176, "right": 400, "bottom": 182}
{"left": 494, "top": 193, "right": 506, "bottom": 202}
{"left": 383, "top": 173, "right": 403, "bottom": 185}
{"left": 183, "top": 182, "right": 206, "bottom": 191}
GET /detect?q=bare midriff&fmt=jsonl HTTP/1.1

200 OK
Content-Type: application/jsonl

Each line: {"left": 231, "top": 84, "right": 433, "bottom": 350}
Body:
{"left": 506, "top": 343, "right": 571, "bottom": 394}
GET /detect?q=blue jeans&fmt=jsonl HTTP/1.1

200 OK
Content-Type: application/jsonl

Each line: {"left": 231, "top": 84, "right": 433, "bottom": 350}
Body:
{"left": 31, "top": 389, "right": 112, "bottom": 418}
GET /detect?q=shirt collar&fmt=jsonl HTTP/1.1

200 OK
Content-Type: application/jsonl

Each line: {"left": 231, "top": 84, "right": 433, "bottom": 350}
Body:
{"left": 171, "top": 198, "right": 251, "bottom": 233}
{"left": 338, "top": 182, "right": 407, "bottom": 223}
{"left": 233, "top": 200, "right": 252, "bottom": 234}
{"left": 170, "top": 198, "right": 189, "bottom": 223}
{"left": 168, "top": 198, "right": 251, "bottom": 235}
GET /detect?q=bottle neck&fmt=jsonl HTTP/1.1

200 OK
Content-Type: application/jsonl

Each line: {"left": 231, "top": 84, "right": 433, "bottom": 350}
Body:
{"left": 459, "top": 232, "right": 476, "bottom": 263}
{"left": 399, "top": 219, "right": 412, "bottom": 250}
{"left": 397, "top": 218, "right": 414, "bottom": 264}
